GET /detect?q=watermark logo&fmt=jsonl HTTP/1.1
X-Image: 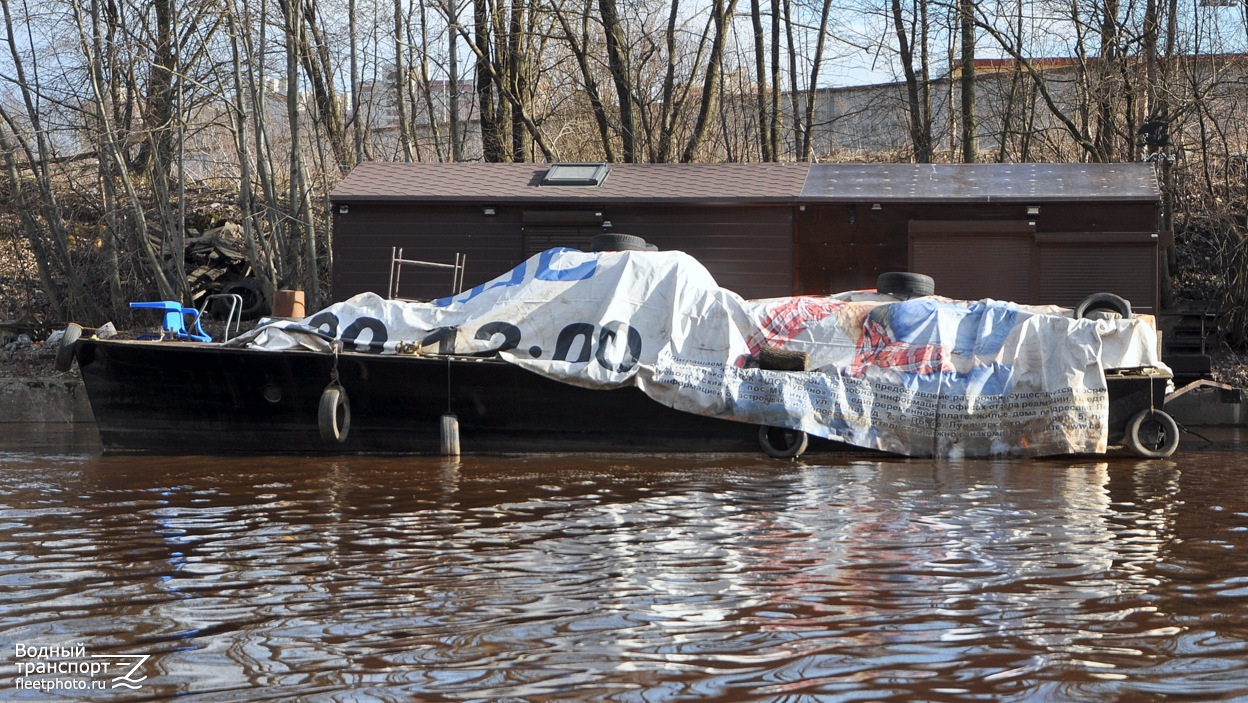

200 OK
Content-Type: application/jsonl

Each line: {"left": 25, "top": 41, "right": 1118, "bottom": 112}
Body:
{"left": 13, "top": 643, "right": 153, "bottom": 693}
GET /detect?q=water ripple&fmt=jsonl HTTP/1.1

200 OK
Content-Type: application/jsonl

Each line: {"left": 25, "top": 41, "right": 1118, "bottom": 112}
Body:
{"left": 2, "top": 436, "right": 1248, "bottom": 700}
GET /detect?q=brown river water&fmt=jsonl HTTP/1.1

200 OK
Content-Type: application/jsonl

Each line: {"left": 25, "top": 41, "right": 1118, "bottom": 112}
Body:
{"left": 2, "top": 424, "right": 1248, "bottom": 702}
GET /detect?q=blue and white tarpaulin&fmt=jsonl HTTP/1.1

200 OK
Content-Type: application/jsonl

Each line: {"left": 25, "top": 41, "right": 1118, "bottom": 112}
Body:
{"left": 243, "top": 248, "right": 1168, "bottom": 458}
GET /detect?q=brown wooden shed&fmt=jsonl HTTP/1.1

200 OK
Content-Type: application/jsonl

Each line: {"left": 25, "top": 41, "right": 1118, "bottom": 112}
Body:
{"left": 798, "top": 163, "right": 1166, "bottom": 313}
{"left": 329, "top": 161, "right": 1164, "bottom": 312}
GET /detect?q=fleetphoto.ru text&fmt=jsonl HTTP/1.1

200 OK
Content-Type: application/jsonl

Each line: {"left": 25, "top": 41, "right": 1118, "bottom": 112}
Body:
{"left": 13, "top": 643, "right": 151, "bottom": 693}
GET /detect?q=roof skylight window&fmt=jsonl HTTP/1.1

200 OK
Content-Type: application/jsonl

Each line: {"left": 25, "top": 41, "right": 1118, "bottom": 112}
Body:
{"left": 541, "top": 163, "right": 609, "bottom": 187}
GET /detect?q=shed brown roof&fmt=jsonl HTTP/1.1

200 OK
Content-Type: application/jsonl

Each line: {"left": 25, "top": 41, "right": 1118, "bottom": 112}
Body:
{"left": 330, "top": 162, "right": 812, "bottom": 204}
{"left": 330, "top": 161, "right": 1161, "bottom": 205}
{"left": 802, "top": 163, "right": 1160, "bottom": 202}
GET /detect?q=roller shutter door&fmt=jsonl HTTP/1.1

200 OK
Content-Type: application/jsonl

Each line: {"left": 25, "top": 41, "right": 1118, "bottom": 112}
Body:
{"left": 909, "top": 221, "right": 1035, "bottom": 303}
{"left": 1035, "top": 233, "right": 1159, "bottom": 313}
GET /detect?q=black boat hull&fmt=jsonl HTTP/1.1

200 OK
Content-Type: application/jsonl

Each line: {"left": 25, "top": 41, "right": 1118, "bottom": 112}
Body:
{"left": 76, "top": 339, "right": 824, "bottom": 455}
{"left": 75, "top": 339, "right": 1172, "bottom": 457}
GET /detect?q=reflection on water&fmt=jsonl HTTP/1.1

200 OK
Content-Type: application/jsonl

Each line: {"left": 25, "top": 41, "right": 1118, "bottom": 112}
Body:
{"left": 2, "top": 426, "right": 1248, "bottom": 701}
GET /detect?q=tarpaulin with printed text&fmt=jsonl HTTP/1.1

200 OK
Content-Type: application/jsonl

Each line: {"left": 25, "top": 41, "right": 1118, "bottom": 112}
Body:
{"left": 241, "top": 248, "right": 1167, "bottom": 458}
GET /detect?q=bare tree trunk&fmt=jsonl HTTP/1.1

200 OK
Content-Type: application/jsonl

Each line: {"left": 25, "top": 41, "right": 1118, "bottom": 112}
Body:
{"left": 349, "top": 0, "right": 364, "bottom": 163}
{"left": 995, "top": 0, "right": 1024, "bottom": 162}
{"left": 473, "top": 0, "right": 505, "bottom": 161}
{"left": 891, "top": 0, "right": 932, "bottom": 162}
{"left": 227, "top": 2, "right": 277, "bottom": 306}
{"left": 285, "top": 0, "right": 305, "bottom": 287}
{"left": 960, "top": 0, "right": 976, "bottom": 162}
{"left": 799, "top": 0, "right": 832, "bottom": 160}
{"left": 1142, "top": 0, "right": 1178, "bottom": 307}
{"left": 414, "top": 2, "right": 441, "bottom": 161}
{"left": 681, "top": 0, "right": 738, "bottom": 162}
{"left": 147, "top": 0, "right": 188, "bottom": 302}
{"left": 653, "top": 0, "right": 686, "bottom": 163}
{"left": 454, "top": 13, "right": 555, "bottom": 160}
{"left": 0, "top": 119, "right": 66, "bottom": 319}
{"left": 131, "top": 0, "right": 175, "bottom": 179}
{"left": 1094, "top": 0, "right": 1121, "bottom": 161}
{"left": 551, "top": 0, "right": 616, "bottom": 161}
{"left": 75, "top": 0, "right": 179, "bottom": 304}
{"left": 750, "top": 0, "right": 772, "bottom": 161}
{"left": 447, "top": 2, "right": 463, "bottom": 161}
{"left": 395, "top": 0, "right": 416, "bottom": 162}
{"left": 768, "top": 0, "right": 781, "bottom": 160}
{"left": 784, "top": 0, "right": 800, "bottom": 157}
{"left": 247, "top": 0, "right": 286, "bottom": 278}
{"left": 507, "top": 0, "right": 527, "bottom": 161}
{"left": 279, "top": 0, "right": 353, "bottom": 175}
{"left": 599, "top": 0, "right": 638, "bottom": 162}
{"left": 284, "top": 0, "right": 320, "bottom": 307}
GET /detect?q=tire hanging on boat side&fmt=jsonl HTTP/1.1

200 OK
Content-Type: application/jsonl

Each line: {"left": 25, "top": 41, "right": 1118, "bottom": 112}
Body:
{"left": 758, "top": 425, "right": 809, "bottom": 459}
{"left": 319, "top": 384, "right": 351, "bottom": 443}
{"left": 1123, "top": 408, "right": 1179, "bottom": 459}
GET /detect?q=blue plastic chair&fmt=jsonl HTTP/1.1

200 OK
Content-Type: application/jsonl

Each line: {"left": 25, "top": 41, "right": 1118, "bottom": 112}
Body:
{"left": 130, "top": 301, "right": 212, "bottom": 342}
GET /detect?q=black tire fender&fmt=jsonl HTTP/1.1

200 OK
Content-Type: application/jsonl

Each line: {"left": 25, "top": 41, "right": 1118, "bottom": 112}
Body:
{"left": 877, "top": 272, "right": 935, "bottom": 299}
{"left": 591, "top": 233, "right": 650, "bottom": 252}
{"left": 54, "top": 323, "right": 83, "bottom": 372}
{"left": 318, "top": 384, "right": 351, "bottom": 444}
{"left": 1076, "top": 292, "right": 1132, "bottom": 319}
{"left": 1124, "top": 408, "right": 1179, "bottom": 459}
{"left": 759, "top": 425, "right": 809, "bottom": 459}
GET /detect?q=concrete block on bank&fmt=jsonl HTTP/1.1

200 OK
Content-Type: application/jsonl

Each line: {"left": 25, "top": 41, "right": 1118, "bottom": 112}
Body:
{"left": 0, "top": 378, "right": 95, "bottom": 423}
{"left": 1165, "top": 380, "right": 1245, "bottom": 427}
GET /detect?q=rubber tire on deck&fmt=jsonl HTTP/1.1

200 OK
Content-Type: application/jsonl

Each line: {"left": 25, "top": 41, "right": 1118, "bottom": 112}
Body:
{"left": 318, "top": 385, "right": 351, "bottom": 444}
{"left": 1124, "top": 408, "right": 1179, "bottom": 459}
{"left": 54, "top": 323, "right": 83, "bottom": 372}
{"left": 877, "top": 272, "right": 935, "bottom": 299}
{"left": 758, "top": 344, "right": 809, "bottom": 371}
{"left": 1076, "top": 292, "right": 1132, "bottom": 319}
{"left": 591, "top": 233, "right": 650, "bottom": 252}
{"left": 759, "top": 425, "right": 809, "bottom": 459}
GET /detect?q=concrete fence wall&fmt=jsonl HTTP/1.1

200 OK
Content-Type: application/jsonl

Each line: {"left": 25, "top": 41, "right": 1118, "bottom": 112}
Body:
{"left": 0, "top": 379, "right": 95, "bottom": 424}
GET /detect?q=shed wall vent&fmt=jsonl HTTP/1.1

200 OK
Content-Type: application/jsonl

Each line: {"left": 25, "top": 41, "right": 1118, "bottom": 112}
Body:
{"left": 541, "top": 163, "right": 609, "bottom": 187}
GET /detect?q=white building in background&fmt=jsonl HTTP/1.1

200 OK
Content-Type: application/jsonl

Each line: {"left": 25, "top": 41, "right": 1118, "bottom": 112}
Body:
{"left": 795, "top": 54, "right": 1248, "bottom": 162}
{"left": 356, "top": 68, "right": 482, "bottom": 161}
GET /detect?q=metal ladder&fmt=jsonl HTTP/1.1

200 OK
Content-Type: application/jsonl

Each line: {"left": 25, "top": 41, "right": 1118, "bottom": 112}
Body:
{"left": 388, "top": 247, "right": 466, "bottom": 301}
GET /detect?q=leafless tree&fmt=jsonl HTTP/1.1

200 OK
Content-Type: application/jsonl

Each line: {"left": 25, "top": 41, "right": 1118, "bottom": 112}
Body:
{"left": 891, "top": 0, "right": 934, "bottom": 161}
{"left": 0, "top": 0, "right": 1245, "bottom": 342}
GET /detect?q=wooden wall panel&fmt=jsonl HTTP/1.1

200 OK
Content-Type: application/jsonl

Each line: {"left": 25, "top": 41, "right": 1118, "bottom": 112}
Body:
{"left": 332, "top": 203, "right": 795, "bottom": 302}
{"left": 332, "top": 204, "right": 526, "bottom": 302}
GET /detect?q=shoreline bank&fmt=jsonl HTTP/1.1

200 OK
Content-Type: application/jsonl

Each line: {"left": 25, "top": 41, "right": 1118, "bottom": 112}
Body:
{"left": 1, "top": 378, "right": 94, "bottom": 424}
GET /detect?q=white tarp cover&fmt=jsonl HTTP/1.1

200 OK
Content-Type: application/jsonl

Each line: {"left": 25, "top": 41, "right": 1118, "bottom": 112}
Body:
{"left": 244, "top": 248, "right": 1167, "bottom": 458}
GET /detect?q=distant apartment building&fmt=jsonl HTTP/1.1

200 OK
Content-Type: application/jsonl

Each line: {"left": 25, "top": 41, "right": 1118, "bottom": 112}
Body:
{"left": 356, "top": 68, "right": 482, "bottom": 161}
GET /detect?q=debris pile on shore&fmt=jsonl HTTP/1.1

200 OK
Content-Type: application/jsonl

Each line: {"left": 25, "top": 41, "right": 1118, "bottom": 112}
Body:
{"left": 0, "top": 329, "right": 65, "bottom": 378}
{"left": 185, "top": 223, "right": 251, "bottom": 305}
